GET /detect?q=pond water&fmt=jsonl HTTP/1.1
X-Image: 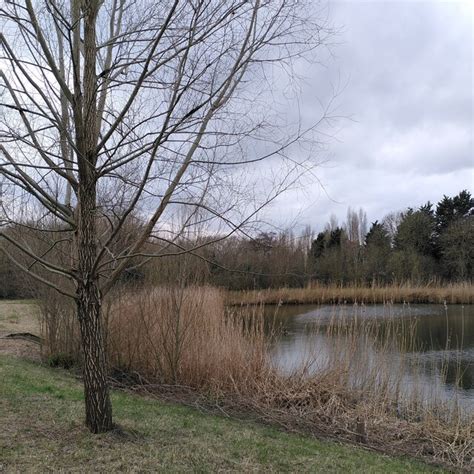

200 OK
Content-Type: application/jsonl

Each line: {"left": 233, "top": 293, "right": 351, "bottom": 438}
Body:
{"left": 264, "top": 304, "right": 474, "bottom": 411}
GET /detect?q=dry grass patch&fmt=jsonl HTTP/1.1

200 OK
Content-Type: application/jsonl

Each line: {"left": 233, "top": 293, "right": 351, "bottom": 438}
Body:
{"left": 105, "top": 286, "right": 268, "bottom": 391}
{"left": 228, "top": 282, "right": 474, "bottom": 306}
{"left": 0, "top": 300, "right": 39, "bottom": 335}
{"left": 0, "top": 300, "right": 40, "bottom": 361}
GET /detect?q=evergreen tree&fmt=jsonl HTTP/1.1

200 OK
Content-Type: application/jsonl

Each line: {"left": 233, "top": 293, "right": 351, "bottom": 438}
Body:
{"left": 439, "top": 218, "right": 474, "bottom": 279}
{"left": 394, "top": 209, "right": 436, "bottom": 257}
{"left": 327, "top": 227, "right": 344, "bottom": 248}
{"left": 363, "top": 221, "right": 391, "bottom": 283}
{"left": 365, "top": 221, "right": 391, "bottom": 249}
{"left": 435, "top": 190, "right": 474, "bottom": 233}
{"left": 310, "top": 232, "right": 326, "bottom": 259}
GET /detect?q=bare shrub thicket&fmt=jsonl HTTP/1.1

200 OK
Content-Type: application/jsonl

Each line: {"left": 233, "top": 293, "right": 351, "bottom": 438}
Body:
{"left": 37, "top": 288, "right": 79, "bottom": 363}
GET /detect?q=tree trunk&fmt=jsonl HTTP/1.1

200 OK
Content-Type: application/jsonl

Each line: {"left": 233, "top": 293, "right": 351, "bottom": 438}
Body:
{"left": 77, "top": 283, "right": 113, "bottom": 433}
{"left": 73, "top": 0, "right": 110, "bottom": 432}
{"left": 76, "top": 176, "right": 113, "bottom": 433}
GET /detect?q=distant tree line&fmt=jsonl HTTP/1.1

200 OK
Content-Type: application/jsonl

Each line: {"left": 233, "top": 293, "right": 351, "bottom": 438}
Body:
{"left": 201, "top": 190, "right": 473, "bottom": 288}
{"left": 1, "top": 190, "right": 472, "bottom": 297}
{"left": 306, "top": 190, "right": 473, "bottom": 285}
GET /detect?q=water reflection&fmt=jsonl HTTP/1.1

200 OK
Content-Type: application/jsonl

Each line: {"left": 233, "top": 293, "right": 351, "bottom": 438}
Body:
{"left": 264, "top": 304, "right": 474, "bottom": 409}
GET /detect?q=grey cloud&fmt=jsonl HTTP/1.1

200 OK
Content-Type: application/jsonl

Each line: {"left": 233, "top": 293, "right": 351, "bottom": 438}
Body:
{"left": 268, "top": 0, "right": 473, "bottom": 230}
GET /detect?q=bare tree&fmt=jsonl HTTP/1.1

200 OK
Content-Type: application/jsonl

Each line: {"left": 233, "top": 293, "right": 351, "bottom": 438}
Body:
{"left": 358, "top": 207, "right": 368, "bottom": 245}
{"left": 325, "top": 213, "right": 338, "bottom": 232}
{"left": 345, "top": 207, "right": 367, "bottom": 245}
{"left": 1, "top": 0, "right": 332, "bottom": 432}
{"left": 382, "top": 210, "right": 403, "bottom": 245}
{"left": 345, "top": 207, "right": 359, "bottom": 243}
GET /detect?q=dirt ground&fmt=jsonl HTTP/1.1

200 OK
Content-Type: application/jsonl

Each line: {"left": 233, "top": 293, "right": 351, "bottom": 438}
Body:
{"left": 0, "top": 300, "right": 41, "bottom": 361}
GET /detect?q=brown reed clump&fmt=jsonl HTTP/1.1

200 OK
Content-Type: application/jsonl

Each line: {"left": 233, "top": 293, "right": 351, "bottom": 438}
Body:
{"left": 228, "top": 281, "right": 473, "bottom": 306}
{"left": 105, "top": 286, "right": 270, "bottom": 392}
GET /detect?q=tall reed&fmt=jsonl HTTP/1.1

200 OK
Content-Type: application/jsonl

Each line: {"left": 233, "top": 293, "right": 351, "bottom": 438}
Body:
{"left": 228, "top": 281, "right": 473, "bottom": 305}
{"left": 105, "top": 286, "right": 269, "bottom": 391}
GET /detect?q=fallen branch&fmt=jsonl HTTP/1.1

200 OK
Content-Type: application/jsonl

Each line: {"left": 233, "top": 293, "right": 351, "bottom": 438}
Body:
{"left": 2, "top": 332, "right": 42, "bottom": 344}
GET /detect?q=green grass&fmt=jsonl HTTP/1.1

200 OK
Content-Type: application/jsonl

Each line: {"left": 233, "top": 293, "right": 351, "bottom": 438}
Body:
{"left": 0, "top": 356, "right": 444, "bottom": 473}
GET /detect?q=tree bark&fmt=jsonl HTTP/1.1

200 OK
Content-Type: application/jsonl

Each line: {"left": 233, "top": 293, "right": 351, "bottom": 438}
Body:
{"left": 76, "top": 181, "right": 113, "bottom": 433}
{"left": 75, "top": 182, "right": 113, "bottom": 433}
{"left": 77, "top": 284, "right": 113, "bottom": 433}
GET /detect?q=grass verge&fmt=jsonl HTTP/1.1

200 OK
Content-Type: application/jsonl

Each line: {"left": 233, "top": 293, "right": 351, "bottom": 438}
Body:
{"left": 0, "top": 355, "right": 444, "bottom": 473}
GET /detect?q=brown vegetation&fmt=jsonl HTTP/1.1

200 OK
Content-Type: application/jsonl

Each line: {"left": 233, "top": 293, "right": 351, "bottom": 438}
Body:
{"left": 106, "top": 287, "right": 267, "bottom": 391}
{"left": 228, "top": 282, "right": 474, "bottom": 306}
{"left": 38, "top": 285, "right": 473, "bottom": 470}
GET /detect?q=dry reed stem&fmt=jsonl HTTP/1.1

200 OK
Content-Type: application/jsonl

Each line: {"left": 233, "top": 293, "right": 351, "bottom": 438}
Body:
{"left": 228, "top": 282, "right": 473, "bottom": 306}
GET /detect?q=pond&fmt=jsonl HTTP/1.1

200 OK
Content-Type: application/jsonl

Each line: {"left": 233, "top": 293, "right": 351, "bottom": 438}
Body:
{"left": 265, "top": 304, "right": 474, "bottom": 411}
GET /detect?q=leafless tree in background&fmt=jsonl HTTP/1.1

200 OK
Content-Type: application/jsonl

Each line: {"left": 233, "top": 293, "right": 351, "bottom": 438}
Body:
{"left": 1, "top": 0, "right": 333, "bottom": 432}
{"left": 345, "top": 207, "right": 367, "bottom": 245}
{"left": 382, "top": 211, "right": 403, "bottom": 245}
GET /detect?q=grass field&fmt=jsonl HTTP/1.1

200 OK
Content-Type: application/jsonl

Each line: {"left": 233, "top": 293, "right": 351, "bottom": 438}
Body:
{"left": 0, "top": 355, "right": 444, "bottom": 473}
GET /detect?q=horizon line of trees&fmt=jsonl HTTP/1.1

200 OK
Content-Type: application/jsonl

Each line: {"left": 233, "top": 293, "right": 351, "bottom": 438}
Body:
{"left": 201, "top": 189, "right": 473, "bottom": 288}
{"left": 305, "top": 190, "right": 473, "bottom": 287}
{"left": 1, "top": 190, "right": 472, "bottom": 297}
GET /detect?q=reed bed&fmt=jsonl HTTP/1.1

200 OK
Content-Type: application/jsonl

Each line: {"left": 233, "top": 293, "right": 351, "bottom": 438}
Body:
{"left": 39, "top": 286, "right": 473, "bottom": 470}
{"left": 228, "top": 282, "right": 473, "bottom": 306}
{"left": 105, "top": 286, "right": 268, "bottom": 391}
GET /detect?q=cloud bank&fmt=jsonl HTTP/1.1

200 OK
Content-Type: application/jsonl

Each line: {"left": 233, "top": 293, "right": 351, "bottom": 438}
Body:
{"left": 266, "top": 0, "right": 473, "bottom": 231}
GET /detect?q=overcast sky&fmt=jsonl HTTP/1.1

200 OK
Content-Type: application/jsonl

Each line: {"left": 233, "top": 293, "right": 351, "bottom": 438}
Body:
{"left": 266, "top": 0, "right": 473, "bottom": 233}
